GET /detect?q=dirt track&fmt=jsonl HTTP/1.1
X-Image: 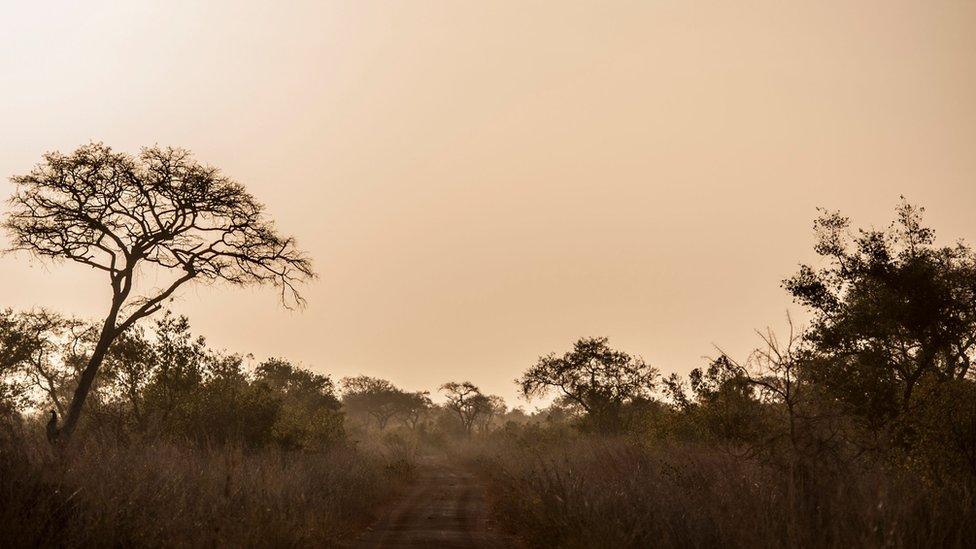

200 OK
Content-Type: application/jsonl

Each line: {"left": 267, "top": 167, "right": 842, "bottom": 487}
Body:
{"left": 345, "top": 457, "right": 518, "bottom": 548}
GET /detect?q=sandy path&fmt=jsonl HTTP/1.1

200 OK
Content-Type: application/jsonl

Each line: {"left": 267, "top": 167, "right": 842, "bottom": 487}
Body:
{"left": 344, "top": 457, "right": 517, "bottom": 548}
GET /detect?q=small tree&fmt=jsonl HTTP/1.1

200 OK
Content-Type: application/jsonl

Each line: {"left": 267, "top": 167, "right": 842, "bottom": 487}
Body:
{"left": 341, "top": 376, "right": 405, "bottom": 430}
{"left": 472, "top": 394, "right": 506, "bottom": 434}
{"left": 3, "top": 143, "right": 315, "bottom": 441}
{"left": 255, "top": 358, "right": 343, "bottom": 448}
{"left": 681, "top": 355, "right": 765, "bottom": 454}
{"left": 439, "top": 381, "right": 485, "bottom": 435}
{"left": 740, "top": 319, "right": 811, "bottom": 459}
{"left": 399, "top": 391, "right": 433, "bottom": 431}
{"left": 518, "top": 337, "right": 659, "bottom": 433}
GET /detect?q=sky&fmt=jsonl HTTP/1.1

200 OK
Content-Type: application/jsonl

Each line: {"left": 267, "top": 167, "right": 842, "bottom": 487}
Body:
{"left": 1, "top": 1, "right": 974, "bottom": 406}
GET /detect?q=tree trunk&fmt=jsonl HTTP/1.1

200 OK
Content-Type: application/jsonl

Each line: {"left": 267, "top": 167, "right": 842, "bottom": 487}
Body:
{"left": 55, "top": 306, "right": 120, "bottom": 441}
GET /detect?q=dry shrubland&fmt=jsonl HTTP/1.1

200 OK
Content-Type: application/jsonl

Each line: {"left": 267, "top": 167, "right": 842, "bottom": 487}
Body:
{"left": 468, "top": 432, "right": 975, "bottom": 548}
{"left": 0, "top": 311, "right": 413, "bottom": 547}
{"left": 0, "top": 426, "right": 402, "bottom": 547}
{"left": 459, "top": 202, "right": 976, "bottom": 548}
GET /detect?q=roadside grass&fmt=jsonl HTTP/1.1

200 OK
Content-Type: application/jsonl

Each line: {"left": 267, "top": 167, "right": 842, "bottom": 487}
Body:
{"left": 0, "top": 429, "right": 407, "bottom": 547}
{"left": 473, "top": 435, "right": 976, "bottom": 549}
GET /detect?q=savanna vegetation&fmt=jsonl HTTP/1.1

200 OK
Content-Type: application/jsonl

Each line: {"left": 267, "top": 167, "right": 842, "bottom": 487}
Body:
{"left": 465, "top": 201, "right": 976, "bottom": 548}
{"left": 1, "top": 143, "right": 974, "bottom": 548}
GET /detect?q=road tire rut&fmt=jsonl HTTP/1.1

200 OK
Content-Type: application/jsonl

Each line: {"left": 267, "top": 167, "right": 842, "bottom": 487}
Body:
{"left": 344, "top": 457, "right": 517, "bottom": 548}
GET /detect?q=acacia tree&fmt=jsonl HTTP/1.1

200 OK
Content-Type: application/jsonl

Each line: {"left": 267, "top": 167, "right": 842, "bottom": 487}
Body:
{"left": 439, "top": 381, "right": 486, "bottom": 435}
{"left": 3, "top": 143, "right": 314, "bottom": 440}
{"left": 518, "top": 337, "right": 659, "bottom": 433}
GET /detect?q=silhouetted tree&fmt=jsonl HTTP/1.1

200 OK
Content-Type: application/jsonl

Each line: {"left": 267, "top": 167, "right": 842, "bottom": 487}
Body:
{"left": 341, "top": 376, "right": 405, "bottom": 430}
{"left": 21, "top": 311, "right": 93, "bottom": 416}
{"left": 0, "top": 309, "right": 36, "bottom": 414}
{"left": 0, "top": 309, "right": 35, "bottom": 374}
{"left": 784, "top": 200, "right": 976, "bottom": 423}
{"left": 663, "top": 354, "right": 763, "bottom": 452}
{"left": 0, "top": 309, "right": 94, "bottom": 417}
{"left": 256, "top": 358, "right": 339, "bottom": 410}
{"left": 518, "top": 337, "right": 658, "bottom": 433}
{"left": 439, "top": 381, "right": 486, "bottom": 435}
{"left": 472, "top": 394, "right": 506, "bottom": 434}
{"left": 3, "top": 143, "right": 314, "bottom": 441}
{"left": 398, "top": 391, "right": 433, "bottom": 431}
{"left": 735, "top": 318, "right": 828, "bottom": 464}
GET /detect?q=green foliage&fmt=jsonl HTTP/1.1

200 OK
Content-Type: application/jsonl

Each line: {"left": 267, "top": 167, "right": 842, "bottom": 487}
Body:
{"left": 342, "top": 376, "right": 407, "bottom": 431}
{"left": 256, "top": 358, "right": 344, "bottom": 449}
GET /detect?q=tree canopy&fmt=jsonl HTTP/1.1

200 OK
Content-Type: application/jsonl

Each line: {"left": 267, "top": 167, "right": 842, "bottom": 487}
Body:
{"left": 439, "top": 381, "right": 488, "bottom": 435}
{"left": 518, "top": 337, "right": 658, "bottom": 433}
{"left": 784, "top": 200, "right": 976, "bottom": 420}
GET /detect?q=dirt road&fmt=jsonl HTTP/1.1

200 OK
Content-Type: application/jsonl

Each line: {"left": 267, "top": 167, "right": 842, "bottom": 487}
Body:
{"left": 345, "top": 457, "right": 518, "bottom": 548}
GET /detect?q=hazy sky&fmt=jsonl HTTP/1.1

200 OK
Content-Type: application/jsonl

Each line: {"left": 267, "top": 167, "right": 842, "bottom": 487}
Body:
{"left": 2, "top": 1, "right": 974, "bottom": 405}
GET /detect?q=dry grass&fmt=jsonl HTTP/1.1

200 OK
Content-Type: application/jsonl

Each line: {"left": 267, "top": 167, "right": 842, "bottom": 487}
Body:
{"left": 0, "top": 431, "right": 403, "bottom": 548}
{"left": 474, "top": 436, "right": 976, "bottom": 549}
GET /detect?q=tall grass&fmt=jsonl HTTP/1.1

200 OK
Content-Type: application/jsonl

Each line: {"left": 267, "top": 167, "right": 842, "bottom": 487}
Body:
{"left": 0, "top": 430, "right": 403, "bottom": 547}
{"left": 474, "top": 435, "right": 976, "bottom": 548}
